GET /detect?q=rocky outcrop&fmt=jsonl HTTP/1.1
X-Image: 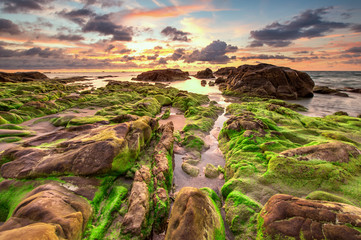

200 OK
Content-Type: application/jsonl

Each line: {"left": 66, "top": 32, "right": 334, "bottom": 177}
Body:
{"left": 132, "top": 69, "right": 190, "bottom": 82}
{"left": 0, "top": 116, "right": 157, "bottom": 178}
{"left": 225, "top": 63, "right": 314, "bottom": 99}
{"left": 214, "top": 67, "right": 237, "bottom": 76}
{"left": 0, "top": 183, "right": 92, "bottom": 240}
{"left": 259, "top": 194, "right": 361, "bottom": 240}
{"left": 280, "top": 141, "right": 360, "bottom": 163}
{"left": 195, "top": 68, "right": 214, "bottom": 79}
{"left": 0, "top": 72, "right": 48, "bottom": 83}
{"left": 165, "top": 187, "right": 224, "bottom": 240}
{"left": 313, "top": 86, "right": 349, "bottom": 97}
{"left": 215, "top": 77, "right": 226, "bottom": 84}
{"left": 122, "top": 166, "right": 150, "bottom": 235}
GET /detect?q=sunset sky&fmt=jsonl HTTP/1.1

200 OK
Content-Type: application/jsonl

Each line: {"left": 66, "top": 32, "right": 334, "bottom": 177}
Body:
{"left": 0, "top": 0, "right": 360, "bottom": 71}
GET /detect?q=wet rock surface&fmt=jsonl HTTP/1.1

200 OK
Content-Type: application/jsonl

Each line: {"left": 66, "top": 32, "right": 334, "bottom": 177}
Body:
{"left": 195, "top": 68, "right": 214, "bottom": 79}
{"left": 259, "top": 194, "right": 361, "bottom": 240}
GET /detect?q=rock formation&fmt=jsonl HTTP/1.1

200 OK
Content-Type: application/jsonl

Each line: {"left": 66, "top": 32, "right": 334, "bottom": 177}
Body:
{"left": 132, "top": 69, "right": 190, "bottom": 82}
{"left": 259, "top": 194, "right": 361, "bottom": 240}
{"left": 195, "top": 68, "right": 214, "bottom": 79}
{"left": 224, "top": 63, "right": 314, "bottom": 99}
{"left": 0, "top": 72, "right": 48, "bottom": 82}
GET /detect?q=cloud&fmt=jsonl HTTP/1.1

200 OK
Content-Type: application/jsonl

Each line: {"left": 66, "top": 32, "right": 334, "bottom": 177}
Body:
{"left": 0, "top": 46, "right": 63, "bottom": 58}
{"left": 158, "top": 58, "right": 167, "bottom": 64}
{"left": 105, "top": 44, "right": 115, "bottom": 52}
{"left": 351, "top": 24, "right": 361, "bottom": 32}
{"left": 184, "top": 40, "right": 238, "bottom": 63}
{"left": 147, "top": 54, "right": 159, "bottom": 60}
{"left": 81, "top": 0, "right": 123, "bottom": 8}
{"left": 53, "top": 34, "right": 84, "bottom": 41}
{"left": 161, "top": 26, "right": 191, "bottom": 42}
{"left": 170, "top": 48, "right": 185, "bottom": 60}
{"left": 249, "top": 7, "right": 349, "bottom": 47}
{"left": 82, "top": 14, "right": 133, "bottom": 41}
{"left": 58, "top": 8, "right": 95, "bottom": 25}
{"left": 239, "top": 54, "right": 295, "bottom": 61}
{"left": 1, "top": 0, "right": 53, "bottom": 13}
{"left": 345, "top": 46, "right": 361, "bottom": 53}
{"left": 0, "top": 19, "right": 21, "bottom": 35}
{"left": 118, "top": 48, "right": 132, "bottom": 54}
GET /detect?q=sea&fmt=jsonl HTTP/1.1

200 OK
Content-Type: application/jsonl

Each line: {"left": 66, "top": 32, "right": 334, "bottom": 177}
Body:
{"left": 46, "top": 71, "right": 361, "bottom": 117}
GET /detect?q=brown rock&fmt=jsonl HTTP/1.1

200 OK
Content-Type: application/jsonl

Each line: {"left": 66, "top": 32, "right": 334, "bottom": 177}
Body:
{"left": 225, "top": 113, "right": 267, "bottom": 134}
{"left": 0, "top": 183, "right": 92, "bottom": 240}
{"left": 225, "top": 63, "right": 314, "bottom": 99}
{"left": 132, "top": 69, "right": 190, "bottom": 82}
{"left": 259, "top": 194, "right": 361, "bottom": 240}
{"left": 215, "top": 77, "right": 226, "bottom": 84}
{"left": 214, "top": 67, "right": 237, "bottom": 76}
{"left": 0, "top": 72, "right": 48, "bottom": 83}
{"left": 195, "top": 68, "right": 214, "bottom": 79}
{"left": 280, "top": 141, "right": 360, "bottom": 163}
{"left": 165, "top": 187, "right": 224, "bottom": 240}
{"left": 201, "top": 80, "right": 206, "bottom": 86}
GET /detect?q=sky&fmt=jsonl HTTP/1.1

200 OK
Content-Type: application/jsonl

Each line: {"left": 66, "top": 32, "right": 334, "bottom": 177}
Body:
{"left": 0, "top": 0, "right": 361, "bottom": 72}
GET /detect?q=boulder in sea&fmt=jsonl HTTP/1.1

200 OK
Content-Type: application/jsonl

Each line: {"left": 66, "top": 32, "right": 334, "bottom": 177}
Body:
{"left": 313, "top": 85, "right": 349, "bottom": 97}
{"left": 181, "top": 162, "right": 199, "bottom": 177}
{"left": 259, "top": 194, "right": 361, "bottom": 240}
{"left": 165, "top": 187, "right": 225, "bottom": 240}
{"left": 225, "top": 63, "right": 314, "bottom": 99}
{"left": 201, "top": 80, "right": 207, "bottom": 86}
{"left": 195, "top": 68, "right": 214, "bottom": 79}
{"left": 132, "top": 69, "right": 190, "bottom": 82}
{"left": 0, "top": 72, "right": 48, "bottom": 82}
{"left": 208, "top": 81, "right": 215, "bottom": 86}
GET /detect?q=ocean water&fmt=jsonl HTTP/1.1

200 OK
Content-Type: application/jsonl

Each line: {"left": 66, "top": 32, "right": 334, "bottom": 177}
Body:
{"left": 46, "top": 71, "right": 361, "bottom": 117}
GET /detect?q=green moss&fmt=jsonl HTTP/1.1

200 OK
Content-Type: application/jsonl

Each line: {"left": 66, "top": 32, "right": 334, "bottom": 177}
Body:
{"left": 160, "top": 108, "right": 170, "bottom": 120}
{"left": 0, "top": 129, "right": 34, "bottom": 138}
{"left": 0, "top": 124, "right": 25, "bottom": 130}
{"left": 154, "top": 95, "right": 172, "bottom": 106}
{"left": 0, "top": 182, "right": 35, "bottom": 221}
{"left": 0, "top": 136, "right": 22, "bottom": 143}
{"left": 306, "top": 191, "right": 354, "bottom": 205}
{"left": 68, "top": 115, "right": 108, "bottom": 126}
{"left": 0, "top": 116, "right": 8, "bottom": 125}
{"left": 181, "top": 134, "right": 205, "bottom": 152}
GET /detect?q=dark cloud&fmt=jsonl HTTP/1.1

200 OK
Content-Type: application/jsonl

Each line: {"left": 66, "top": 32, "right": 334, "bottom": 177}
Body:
{"left": 82, "top": 14, "right": 133, "bottom": 41}
{"left": 147, "top": 54, "right": 159, "bottom": 60}
{"left": 118, "top": 48, "right": 132, "bottom": 54}
{"left": 249, "top": 7, "right": 349, "bottom": 47}
{"left": 0, "top": 19, "right": 21, "bottom": 35}
{"left": 1, "top": 0, "right": 53, "bottom": 13}
{"left": 58, "top": 8, "right": 95, "bottom": 25}
{"left": 240, "top": 54, "right": 295, "bottom": 61}
{"left": 345, "top": 46, "right": 361, "bottom": 53}
{"left": 184, "top": 40, "right": 238, "bottom": 63}
{"left": 154, "top": 46, "right": 163, "bottom": 50}
{"left": 170, "top": 48, "right": 185, "bottom": 61}
{"left": 105, "top": 44, "right": 115, "bottom": 52}
{"left": 161, "top": 26, "right": 191, "bottom": 42}
{"left": 54, "top": 34, "right": 84, "bottom": 41}
{"left": 81, "top": 0, "right": 123, "bottom": 8}
{"left": 351, "top": 24, "right": 361, "bottom": 32}
{"left": 294, "top": 50, "right": 309, "bottom": 54}
{"left": 158, "top": 58, "right": 167, "bottom": 64}
{"left": 0, "top": 46, "right": 63, "bottom": 58}
{"left": 342, "top": 59, "right": 361, "bottom": 65}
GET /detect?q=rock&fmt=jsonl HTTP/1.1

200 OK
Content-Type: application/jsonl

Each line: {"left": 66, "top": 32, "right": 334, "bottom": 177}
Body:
{"left": 195, "top": 68, "right": 214, "bottom": 79}
{"left": 110, "top": 114, "right": 139, "bottom": 123}
{"left": 165, "top": 187, "right": 224, "bottom": 240}
{"left": 122, "top": 167, "right": 150, "bottom": 235}
{"left": 214, "top": 67, "right": 237, "bottom": 76}
{"left": 0, "top": 183, "right": 92, "bottom": 240}
{"left": 280, "top": 141, "right": 360, "bottom": 163}
{"left": 208, "top": 81, "right": 215, "bottom": 86}
{"left": 181, "top": 162, "right": 199, "bottom": 177}
{"left": 259, "top": 194, "right": 361, "bottom": 240}
{"left": 225, "top": 113, "right": 267, "bottom": 134}
{"left": 204, "top": 163, "right": 219, "bottom": 178}
{"left": 333, "top": 111, "right": 349, "bottom": 116}
{"left": 132, "top": 69, "right": 190, "bottom": 82}
{"left": 314, "top": 86, "right": 349, "bottom": 97}
{"left": 0, "top": 72, "right": 48, "bottom": 83}
{"left": 201, "top": 80, "right": 207, "bottom": 86}
{"left": 225, "top": 63, "right": 314, "bottom": 99}
{"left": 215, "top": 77, "right": 226, "bottom": 84}
{"left": 0, "top": 116, "right": 157, "bottom": 178}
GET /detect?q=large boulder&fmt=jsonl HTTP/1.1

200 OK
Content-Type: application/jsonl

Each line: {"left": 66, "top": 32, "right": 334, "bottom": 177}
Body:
{"left": 165, "top": 187, "right": 224, "bottom": 240}
{"left": 259, "top": 194, "right": 361, "bottom": 240}
{"left": 132, "top": 69, "right": 190, "bottom": 82}
{"left": 0, "top": 72, "right": 48, "bottom": 82}
{"left": 0, "top": 183, "right": 92, "bottom": 240}
{"left": 225, "top": 63, "right": 314, "bottom": 99}
{"left": 214, "top": 67, "right": 237, "bottom": 76}
{"left": 195, "top": 68, "right": 214, "bottom": 79}
{"left": 0, "top": 116, "right": 157, "bottom": 178}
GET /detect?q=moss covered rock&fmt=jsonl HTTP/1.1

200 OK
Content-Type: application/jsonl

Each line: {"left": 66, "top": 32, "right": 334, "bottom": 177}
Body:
{"left": 165, "top": 187, "right": 225, "bottom": 240}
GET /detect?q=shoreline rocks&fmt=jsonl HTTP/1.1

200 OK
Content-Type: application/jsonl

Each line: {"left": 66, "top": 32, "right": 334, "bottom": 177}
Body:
{"left": 195, "top": 68, "right": 214, "bottom": 79}
{"left": 132, "top": 69, "right": 190, "bottom": 82}
{"left": 0, "top": 72, "right": 48, "bottom": 82}
{"left": 223, "top": 63, "right": 315, "bottom": 99}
